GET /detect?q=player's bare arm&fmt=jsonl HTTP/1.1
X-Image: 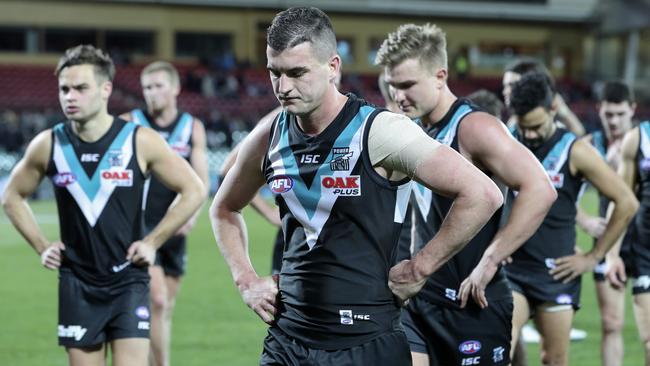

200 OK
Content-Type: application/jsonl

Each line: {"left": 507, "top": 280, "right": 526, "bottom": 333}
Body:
{"left": 1, "top": 130, "right": 67, "bottom": 269}
{"left": 456, "top": 113, "right": 557, "bottom": 308}
{"left": 127, "top": 126, "right": 206, "bottom": 266}
{"left": 606, "top": 127, "right": 640, "bottom": 287}
{"left": 210, "top": 119, "right": 279, "bottom": 324}
{"left": 369, "top": 112, "right": 504, "bottom": 303}
{"left": 220, "top": 109, "right": 281, "bottom": 227}
{"left": 555, "top": 94, "right": 586, "bottom": 137}
{"left": 550, "top": 138, "right": 638, "bottom": 283}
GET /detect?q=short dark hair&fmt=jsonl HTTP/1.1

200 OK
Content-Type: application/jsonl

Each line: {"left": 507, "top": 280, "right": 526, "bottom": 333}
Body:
{"left": 600, "top": 80, "right": 635, "bottom": 104}
{"left": 55, "top": 44, "right": 115, "bottom": 81}
{"left": 466, "top": 89, "right": 504, "bottom": 119}
{"left": 510, "top": 72, "right": 554, "bottom": 117}
{"left": 504, "top": 57, "right": 556, "bottom": 92}
{"left": 267, "top": 7, "right": 337, "bottom": 61}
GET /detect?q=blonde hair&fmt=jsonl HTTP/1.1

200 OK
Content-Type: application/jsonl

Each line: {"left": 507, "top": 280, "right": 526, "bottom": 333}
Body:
{"left": 375, "top": 23, "right": 447, "bottom": 71}
{"left": 141, "top": 61, "right": 180, "bottom": 87}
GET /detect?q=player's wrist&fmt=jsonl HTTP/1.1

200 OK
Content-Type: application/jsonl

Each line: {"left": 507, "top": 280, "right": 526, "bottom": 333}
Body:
{"left": 234, "top": 270, "right": 258, "bottom": 291}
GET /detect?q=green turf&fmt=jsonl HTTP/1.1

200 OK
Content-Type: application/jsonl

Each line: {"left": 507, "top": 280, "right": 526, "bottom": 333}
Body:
{"left": 0, "top": 190, "right": 644, "bottom": 365}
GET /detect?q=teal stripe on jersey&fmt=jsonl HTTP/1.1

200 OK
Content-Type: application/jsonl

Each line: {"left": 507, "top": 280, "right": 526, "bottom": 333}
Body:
{"left": 592, "top": 130, "right": 606, "bottom": 157}
{"left": 277, "top": 106, "right": 374, "bottom": 220}
{"left": 131, "top": 109, "right": 151, "bottom": 128}
{"left": 167, "top": 112, "right": 192, "bottom": 145}
{"left": 435, "top": 104, "right": 472, "bottom": 143}
{"left": 54, "top": 122, "right": 137, "bottom": 201}
{"left": 542, "top": 132, "right": 575, "bottom": 172}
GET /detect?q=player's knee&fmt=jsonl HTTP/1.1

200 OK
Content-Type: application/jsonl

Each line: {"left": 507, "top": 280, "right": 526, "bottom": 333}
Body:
{"left": 601, "top": 312, "right": 624, "bottom": 335}
{"left": 151, "top": 292, "right": 168, "bottom": 312}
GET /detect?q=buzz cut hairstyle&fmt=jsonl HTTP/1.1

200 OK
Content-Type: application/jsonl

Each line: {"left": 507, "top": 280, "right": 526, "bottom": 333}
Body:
{"left": 141, "top": 61, "right": 180, "bottom": 87}
{"left": 267, "top": 7, "right": 337, "bottom": 62}
{"left": 510, "top": 72, "right": 554, "bottom": 117}
{"left": 55, "top": 44, "right": 115, "bottom": 82}
{"left": 601, "top": 80, "right": 635, "bottom": 104}
{"left": 374, "top": 23, "right": 448, "bottom": 71}
{"left": 467, "top": 89, "right": 505, "bottom": 119}
{"left": 504, "top": 57, "right": 556, "bottom": 93}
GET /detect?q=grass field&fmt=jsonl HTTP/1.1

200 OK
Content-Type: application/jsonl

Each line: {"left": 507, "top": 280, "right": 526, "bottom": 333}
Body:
{"left": 0, "top": 190, "right": 644, "bottom": 365}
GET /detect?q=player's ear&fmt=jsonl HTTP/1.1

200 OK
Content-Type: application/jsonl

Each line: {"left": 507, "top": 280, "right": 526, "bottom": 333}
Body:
{"left": 101, "top": 80, "right": 113, "bottom": 100}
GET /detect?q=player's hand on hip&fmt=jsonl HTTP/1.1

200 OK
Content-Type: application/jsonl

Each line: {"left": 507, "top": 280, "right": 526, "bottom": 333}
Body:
{"left": 238, "top": 273, "right": 279, "bottom": 325}
{"left": 40, "top": 241, "right": 66, "bottom": 270}
{"left": 126, "top": 241, "right": 156, "bottom": 267}
{"left": 605, "top": 255, "right": 627, "bottom": 289}
{"left": 459, "top": 256, "right": 498, "bottom": 309}
{"left": 388, "top": 259, "right": 427, "bottom": 307}
{"left": 549, "top": 252, "right": 598, "bottom": 284}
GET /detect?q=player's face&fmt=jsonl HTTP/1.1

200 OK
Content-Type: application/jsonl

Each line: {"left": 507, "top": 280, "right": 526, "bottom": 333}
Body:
{"left": 502, "top": 71, "right": 521, "bottom": 107}
{"left": 141, "top": 70, "right": 179, "bottom": 113}
{"left": 516, "top": 106, "right": 555, "bottom": 149}
{"left": 385, "top": 58, "right": 443, "bottom": 120}
{"left": 58, "top": 64, "right": 111, "bottom": 123}
{"left": 267, "top": 42, "right": 335, "bottom": 116}
{"left": 598, "top": 101, "right": 635, "bottom": 140}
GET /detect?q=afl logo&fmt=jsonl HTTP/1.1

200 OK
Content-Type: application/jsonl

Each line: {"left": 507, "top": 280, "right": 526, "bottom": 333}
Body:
{"left": 459, "top": 340, "right": 482, "bottom": 355}
{"left": 269, "top": 175, "right": 294, "bottom": 194}
{"left": 53, "top": 172, "right": 76, "bottom": 187}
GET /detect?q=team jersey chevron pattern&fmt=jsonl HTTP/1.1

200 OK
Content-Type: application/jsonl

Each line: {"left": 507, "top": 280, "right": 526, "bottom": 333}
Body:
{"left": 412, "top": 104, "right": 472, "bottom": 219}
{"left": 51, "top": 122, "right": 136, "bottom": 227}
{"left": 131, "top": 109, "right": 193, "bottom": 157}
{"left": 541, "top": 132, "right": 576, "bottom": 188}
{"left": 266, "top": 107, "right": 373, "bottom": 250}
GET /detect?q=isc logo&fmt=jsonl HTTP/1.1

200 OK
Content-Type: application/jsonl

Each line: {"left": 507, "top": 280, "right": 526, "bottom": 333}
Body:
{"left": 461, "top": 356, "right": 481, "bottom": 365}
{"left": 80, "top": 153, "right": 100, "bottom": 162}
{"left": 321, "top": 175, "right": 360, "bottom": 196}
{"left": 269, "top": 175, "right": 294, "bottom": 194}
{"left": 101, "top": 169, "right": 133, "bottom": 187}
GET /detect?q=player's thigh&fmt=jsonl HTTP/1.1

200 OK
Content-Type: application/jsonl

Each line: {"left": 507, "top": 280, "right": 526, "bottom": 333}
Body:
{"left": 111, "top": 338, "right": 150, "bottom": 366}
{"left": 595, "top": 280, "right": 625, "bottom": 331}
{"left": 511, "top": 291, "right": 531, "bottom": 351}
{"left": 411, "top": 351, "right": 429, "bottom": 366}
{"left": 164, "top": 274, "right": 182, "bottom": 304}
{"left": 533, "top": 305, "right": 573, "bottom": 357}
{"left": 633, "top": 293, "right": 650, "bottom": 343}
{"left": 67, "top": 344, "right": 105, "bottom": 366}
{"left": 149, "top": 265, "right": 168, "bottom": 309}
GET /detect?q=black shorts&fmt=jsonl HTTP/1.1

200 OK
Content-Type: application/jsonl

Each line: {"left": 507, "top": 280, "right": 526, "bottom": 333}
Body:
{"left": 271, "top": 229, "right": 283, "bottom": 275}
{"left": 401, "top": 297, "right": 512, "bottom": 365}
{"left": 508, "top": 271, "right": 581, "bottom": 311}
{"left": 260, "top": 326, "right": 411, "bottom": 366}
{"left": 58, "top": 270, "right": 150, "bottom": 347}
{"left": 155, "top": 235, "right": 187, "bottom": 277}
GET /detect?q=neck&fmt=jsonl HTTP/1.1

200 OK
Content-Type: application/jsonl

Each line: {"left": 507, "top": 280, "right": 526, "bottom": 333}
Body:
{"left": 420, "top": 85, "right": 457, "bottom": 129}
{"left": 71, "top": 110, "right": 113, "bottom": 142}
{"left": 148, "top": 105, "right": 178, "bottom": 127}
{"left": 295, "top": 88, "right": 347, "bottom": 136}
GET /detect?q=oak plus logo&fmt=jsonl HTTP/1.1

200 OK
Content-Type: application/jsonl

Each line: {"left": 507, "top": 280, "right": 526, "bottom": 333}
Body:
{"left": 100, "top": 169, "right": 133, "bottom": 187}
{"left": 321, "top": 175, "right": 360, "bottom": 196}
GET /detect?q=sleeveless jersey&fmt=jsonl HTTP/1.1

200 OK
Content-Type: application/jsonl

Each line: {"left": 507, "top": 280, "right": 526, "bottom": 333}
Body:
{"left": 411, "top": 98, "right": 510, "bottom": 309}
{"left": 263, "top": 94, "right": 411, "bottom": 350}
{"left": 509, "top": 127, "right": 584, "bottom": 276}
{"left": 636, "top": 122, "right": 650, "bottom": 244}
{"left": 587, "top": 130, "right": 636, "bottom": 257}
{"left": 130, "top": 109, "right": 193, "bottom": 227}
{"left": 46, "top": 118, "right": 147, "bottom": 286}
